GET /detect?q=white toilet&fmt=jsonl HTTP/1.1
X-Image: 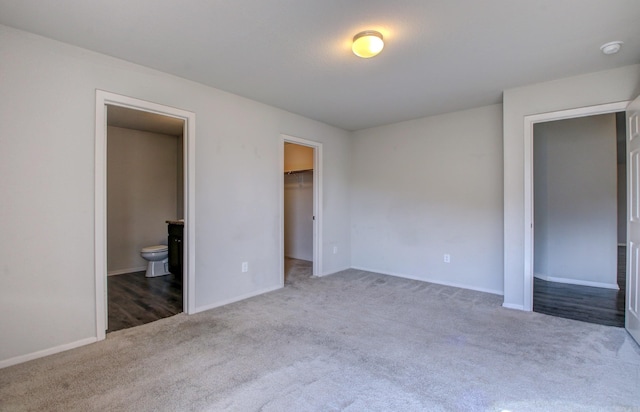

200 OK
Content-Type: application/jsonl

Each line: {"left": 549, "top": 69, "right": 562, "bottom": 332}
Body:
{"left": 140, "top": 245, "right": 170, "bottom": 278}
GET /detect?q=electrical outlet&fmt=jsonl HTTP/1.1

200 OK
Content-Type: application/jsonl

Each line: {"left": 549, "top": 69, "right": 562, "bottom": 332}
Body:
{"left": 333, "top": 246, "right": 338, "bottom": 254}
{"left": 241, "top": 262, "right": 248, "bottom": 272}
{"left": 443, "top": 254, "right": 451, "bottom": 263}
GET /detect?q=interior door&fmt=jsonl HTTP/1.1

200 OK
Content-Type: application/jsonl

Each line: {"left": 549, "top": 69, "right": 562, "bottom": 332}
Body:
{"left": 626, "top": 94, "right": 640, "bottom": 345}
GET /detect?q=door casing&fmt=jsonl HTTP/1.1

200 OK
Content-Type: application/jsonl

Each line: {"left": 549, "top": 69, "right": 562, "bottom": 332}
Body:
{"left": 522, "top": 101, "right": 629, "bottom": 311}
{"left": 95, "top": 90, "right": 196, "bottom": 340}
{"left": 279, "top": 134, "right": 323, "bottom": 282}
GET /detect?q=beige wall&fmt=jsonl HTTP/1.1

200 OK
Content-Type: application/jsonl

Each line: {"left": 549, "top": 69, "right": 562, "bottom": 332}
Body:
{"left": 107, "top": 126, "right": 180, "bottom": 274}
{"left": 284, "top": 143, "right": 313, "bottom": 172}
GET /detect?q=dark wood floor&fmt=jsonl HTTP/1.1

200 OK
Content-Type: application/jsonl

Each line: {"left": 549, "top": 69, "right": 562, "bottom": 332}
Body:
{"left": 533, "top": 246, "right": 625, "bottom": 327}
{"left": 107, "top": 271, "right": 183, "bottom": 333}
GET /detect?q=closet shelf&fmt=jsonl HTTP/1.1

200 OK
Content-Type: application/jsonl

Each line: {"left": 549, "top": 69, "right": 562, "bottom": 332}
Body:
{"left": 284, "top": 169, "right": 313, "bottom": 175}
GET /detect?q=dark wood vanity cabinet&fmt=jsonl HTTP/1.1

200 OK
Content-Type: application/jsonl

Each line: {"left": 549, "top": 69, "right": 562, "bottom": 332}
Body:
{"left": 168, "top": 222, "right": 183, "bottom": 277}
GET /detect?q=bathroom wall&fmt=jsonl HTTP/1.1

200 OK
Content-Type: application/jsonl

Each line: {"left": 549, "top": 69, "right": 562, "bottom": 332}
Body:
{"left": 177, "top": 134, "right": 185, "bottom": 219}
{"left": 107, "top": 126, "right": 180, "bottom": 274}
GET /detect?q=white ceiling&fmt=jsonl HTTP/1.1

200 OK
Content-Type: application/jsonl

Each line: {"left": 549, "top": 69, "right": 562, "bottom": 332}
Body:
{"left": 1, "top": 1, "right": 639, "bottom": 131}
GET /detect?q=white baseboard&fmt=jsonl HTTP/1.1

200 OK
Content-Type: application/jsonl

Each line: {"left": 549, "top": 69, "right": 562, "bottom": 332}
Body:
{"left": 194, "top": 284, "right": 283, "bottom": 314}
{"left": 350, "top": 266, "right": 504, "bottom": 296}
{"left": 0, "top": 337, "right": 97, "bottom": 369}
{"left": 502, "top": 302, "right": 525, "bottom": 311}
{"left": 108, "top": 266, "right": 146, "bottom": 276}
{"left": 534, "top": 273, "right": 619, "bottom": 290}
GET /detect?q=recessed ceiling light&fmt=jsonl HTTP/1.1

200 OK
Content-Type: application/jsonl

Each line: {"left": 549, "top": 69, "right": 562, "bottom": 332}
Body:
{"left": 600, "top": 41, "right": 623, "bottom": 55}
{"left": 352, "top": 30, "right": 384, "bottom": 58}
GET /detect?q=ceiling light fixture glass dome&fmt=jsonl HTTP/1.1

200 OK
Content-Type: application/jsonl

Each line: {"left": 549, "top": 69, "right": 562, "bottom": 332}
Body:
{"left": 352, "top": 30, "right": 384, "bottom": 58}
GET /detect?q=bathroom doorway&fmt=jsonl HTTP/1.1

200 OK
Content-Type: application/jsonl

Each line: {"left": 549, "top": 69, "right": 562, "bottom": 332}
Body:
{"left": 95, "top": 91, "right": 196, "bottom": 341}
{"left": 280, "top": 135, "right": 322, "bottom": 285}
{"left": 105, "top": 105, "right": 184, "bottom": 332}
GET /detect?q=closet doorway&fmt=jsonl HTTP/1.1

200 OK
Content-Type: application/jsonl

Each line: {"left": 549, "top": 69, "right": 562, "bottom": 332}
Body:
{"left": 280, "top": 135, "right": 322, "bottom": 284}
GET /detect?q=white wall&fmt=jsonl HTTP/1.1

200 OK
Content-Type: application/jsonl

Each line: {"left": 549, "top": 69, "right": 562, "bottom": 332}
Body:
{"left": 107, "top": 126, "right": 179, "bottom": 274}
{"left": 284, "top": 171, "right": 313, "bottom": 260}
{"left": 533, "top": 115, "right": 617, "bottom": 287}
{"left": 503, "top": 64, "right": 640, "bottom": 309}
{"left": 0, "top": 25, "right": 351, "bottom": 364}
{"left": 351, "top": 104, "right": 504, "bottom": 294}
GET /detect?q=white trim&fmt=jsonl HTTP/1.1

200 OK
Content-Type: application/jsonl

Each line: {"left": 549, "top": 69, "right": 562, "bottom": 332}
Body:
{"left": 95, "top": 90, "right": 196, "bottom": 341}
{"left": 523, "top": 101, "right": 629, "bottom": 312}
{"left": 618, "top": 243, "right": 627, "bottom": 247}
{"left": 534, "top": 273, "right": 619, "bottom": 290}
{"left": 350, "top": 266, "right": 504, "bottom": 296}
{"left": 0, "top": 337, "right": 97, "bottom": 369}
{"left": 502, "top": 303, "right": 525, "bottom": 311}
{"left": 95, "top": 97, "right": 107, "bottom": 338}
{"left": 194, "top": 285, "right": 282, "bottom": 314}
{"left": 279, "top": 135, "right": 323, "bottom": 286}
{"left": 107, "top": 266, "right": 147, "bottom": 276}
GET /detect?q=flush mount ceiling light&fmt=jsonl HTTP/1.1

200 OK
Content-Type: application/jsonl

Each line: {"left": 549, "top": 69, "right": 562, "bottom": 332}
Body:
{"left": 600, "top": 41, "right": 623, "bottom": 55}
{"left": 352, "top": 30, "right": 384, "bottom": 58}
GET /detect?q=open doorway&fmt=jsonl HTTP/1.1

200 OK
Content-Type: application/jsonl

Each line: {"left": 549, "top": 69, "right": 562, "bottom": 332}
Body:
{"left": 280, "top": 135, "right": 322, "bottom": 286}
{"left": 531, "top": 112, "right": 626, "bottom": 326}
{"left": 95, "top": 91, "right": 196, "bottom": 341}
{"left": 106, "top": 105, "right": 184, "bottom": 332}
{"left": 283, "top": 142, "right": 314, "bottom": 284}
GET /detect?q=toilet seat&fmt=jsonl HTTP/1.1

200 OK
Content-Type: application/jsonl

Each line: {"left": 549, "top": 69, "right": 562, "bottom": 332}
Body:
{"left": 141, "top": 245, "right": 168, "bottom": 253}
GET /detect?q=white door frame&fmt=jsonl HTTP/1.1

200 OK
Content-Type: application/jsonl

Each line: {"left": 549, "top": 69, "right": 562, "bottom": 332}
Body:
{"left": 95, "top": 90, "right": 196, "bottom": 340}
{"left": 279, "top": 134, "right": 323, "bottom": 282}
{"left": 523, "top": 101, "right": 629, "bottom": 311}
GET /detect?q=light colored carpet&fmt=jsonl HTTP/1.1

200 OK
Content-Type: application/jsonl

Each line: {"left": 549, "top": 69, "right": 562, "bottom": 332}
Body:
{"left": 1, "top": 264, "right": 639, "bottom": 411}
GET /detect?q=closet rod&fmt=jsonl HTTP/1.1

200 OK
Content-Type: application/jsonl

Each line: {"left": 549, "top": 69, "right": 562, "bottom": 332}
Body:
{"left": 284, "top": 169, "right": 313, "bottom": 175}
